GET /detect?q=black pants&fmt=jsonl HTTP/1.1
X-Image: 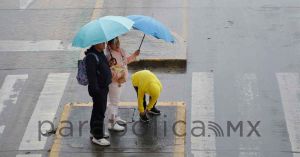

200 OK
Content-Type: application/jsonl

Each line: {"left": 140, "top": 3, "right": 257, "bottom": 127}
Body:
{"left": 134, "top": 86, "right": 157, "bottom": 110}
{"left": 90, "top": 87, "right": 108, "bottom": 139}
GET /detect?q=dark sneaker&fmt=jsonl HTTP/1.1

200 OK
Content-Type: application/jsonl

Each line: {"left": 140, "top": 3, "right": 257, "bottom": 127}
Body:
{"left": 139, "top": 113, "right": 150, "bottom": 123}
{"left": 148, "top": 107, "right": 161, "bottom": 115}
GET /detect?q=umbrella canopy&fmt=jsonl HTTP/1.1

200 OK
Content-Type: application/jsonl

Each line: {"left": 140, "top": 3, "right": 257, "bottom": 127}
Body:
{"left": 72, "top": 16, "right": 134, "bottom": 48}
{"left": 127, "top": 15, "right": 175, "bottom": 43}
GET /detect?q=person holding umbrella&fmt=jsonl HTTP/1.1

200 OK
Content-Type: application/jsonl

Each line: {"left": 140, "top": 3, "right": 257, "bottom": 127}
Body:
{"left": 85, "top": 42, "right": 112, "bottom": 146}
{"left": 106, "top": 37, "right": 140, "bottom": 131}
{"left": 72, "top": 16, "right": 134, "bottom": 146}
{"left": 131, "top": 70, "right": 162, "bottom": 122}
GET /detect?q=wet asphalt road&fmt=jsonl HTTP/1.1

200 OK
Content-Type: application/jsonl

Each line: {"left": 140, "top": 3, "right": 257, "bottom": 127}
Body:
{"left": 0, "top": 0, "right": 300, "bottom": 157}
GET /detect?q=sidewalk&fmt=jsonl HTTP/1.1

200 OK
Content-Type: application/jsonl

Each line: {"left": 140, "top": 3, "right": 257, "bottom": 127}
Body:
{"left": 49, "top": 102, "right": 186, "bottom": 157}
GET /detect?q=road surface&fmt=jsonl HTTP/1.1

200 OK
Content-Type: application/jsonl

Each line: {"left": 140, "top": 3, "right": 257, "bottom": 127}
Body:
{"left": 0, "top": 0, "right": 300, "bottom": 157}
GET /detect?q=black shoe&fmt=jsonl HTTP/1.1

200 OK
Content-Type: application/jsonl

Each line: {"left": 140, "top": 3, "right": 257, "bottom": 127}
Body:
{"left": 139, "top": 113, "right": 150, "bottom": 123}
{"left": 148, "top": 107, "right": 161, "bottom": 115}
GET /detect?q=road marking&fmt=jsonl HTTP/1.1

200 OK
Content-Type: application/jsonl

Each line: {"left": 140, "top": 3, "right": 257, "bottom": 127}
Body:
{"left": 0, "top": 40, "right": 65, "bottom": 52}
{"left": 0, "top": 125, "right": 5, "bottom": 134}
{"left": 50, "top": 102, "right": 186, "bottom": 157}
{"left": 236, "top": 74, "right": 259, "bottom": 108}
{"left": 0, "top": 75, "right": 28, "bottom": 136}
{"left": 18, "top": 73, "right": 70, "bottom": 150}
{"left": 191, "top": 72, "right": 216, "bottom": 156}
{"left": 236, "top": 74, "right": 262, "bottom": 155}
{"left": 276, "top": 73, "right": 300, "bottom": 153}
{"left": 0, "top": 75, "right": 28, "bottom": 114}
{"left": 19, "top": 0, "right": 35, "bottom": 9}
{"left": 239, "top": 152, "right": 262, "bottom": 157}
{"left": 71, "top": 101, "right": 185, "bottom": 108}
{"left": 91, "top": 0, "right": 104, "bottom": 20}
{"left": 174, "top": 103, "right": 186, "bottom": 157}
{"left": 16, "top": 154, "right": 42, "bottom": 157}
{"left": 49, "top": 104, "right": 71, "bottom": 157}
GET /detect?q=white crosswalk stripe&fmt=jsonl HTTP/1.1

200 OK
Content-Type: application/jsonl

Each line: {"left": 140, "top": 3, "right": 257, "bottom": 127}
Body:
{"left": 0, "top": 75, "right": 28, "bottom": 114}
{"left": 19, "top": 0, "right": 35, "bottom": 9}
{"left": 0, "top": 125, "right": 5, "bottom": 134}
{"left": 191, "top": 72, "right": 216, "bottom": 157}
{"left": 276, "top": 73, "right": 300, "bottom": 153}
{"left": 16, "top": 154, "right": 42, "bottom": 157}
{"left": 236, "top": 74, "right": 262, "bottom": 157}
{"left": 18, "top": 73, "right": 70, "bottom": 151}
{"left": 239, "top": 152, "right": 263, "bottom": 157}
{"left": 0, "top": 40, "right": 65, "bottom": 52}
{"left": 0, "top": 40, "right": 80, "bottom": 52}
{"left": 0, "top": 75, "right": 28, "bottom": 135}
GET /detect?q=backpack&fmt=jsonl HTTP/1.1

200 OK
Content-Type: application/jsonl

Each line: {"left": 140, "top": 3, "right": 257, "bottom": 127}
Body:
{"left": 76, "top": 53, "right": 99, "bottom": 86}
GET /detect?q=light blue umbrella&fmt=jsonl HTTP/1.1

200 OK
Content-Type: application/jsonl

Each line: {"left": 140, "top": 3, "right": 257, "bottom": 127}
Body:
{"left": 72, "top": 16, "right": 134, "bottom": 48}
{"left": 127, "top": 15, "right": 175, "bottom": 50}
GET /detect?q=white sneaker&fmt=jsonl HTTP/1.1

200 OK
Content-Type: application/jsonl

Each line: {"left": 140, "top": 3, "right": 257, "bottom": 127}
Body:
{"left": 90, "top": 132, "right": 109, "bottom": 139}
{"left": 107, "top": 122, "right": 125, "bottom": 131}
{"left": 91, "top": 137, "right": 110, "bottom": 146}
{"left": 116, "top": 116, "right": 127, "bottom": 125}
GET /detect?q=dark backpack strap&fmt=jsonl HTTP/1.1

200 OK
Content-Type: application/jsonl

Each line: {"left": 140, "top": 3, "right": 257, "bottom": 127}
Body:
{"left": 88, "top": 53, "right": 99, "bottom": 65}
{"left": 87, "top": 53, "right": 100, "bottom": 75}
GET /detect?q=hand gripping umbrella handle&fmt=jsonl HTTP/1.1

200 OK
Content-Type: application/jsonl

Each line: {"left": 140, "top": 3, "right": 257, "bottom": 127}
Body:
{"left": 138, "top": 34, "right": 146, "bottom": 50}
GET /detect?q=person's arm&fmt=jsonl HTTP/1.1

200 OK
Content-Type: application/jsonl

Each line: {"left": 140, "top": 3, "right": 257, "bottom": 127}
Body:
{"left": 137, "top": 89, "right": 145, "bottom": 113}
{"left": 86, "top": 54, "right": 99, "bottom": 96}
{"left": 126, "top": 49, "right": 140, "bottom": 64}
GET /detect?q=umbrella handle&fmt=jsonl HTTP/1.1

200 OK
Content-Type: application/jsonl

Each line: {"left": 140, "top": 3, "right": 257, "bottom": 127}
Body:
{"left": 138, "top": 34, "right": 146, "bottom": 50}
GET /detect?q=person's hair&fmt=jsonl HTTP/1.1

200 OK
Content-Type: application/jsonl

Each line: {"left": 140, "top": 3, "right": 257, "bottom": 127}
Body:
{"left": 108, "top": 37, "right": 119, "bottom": 46}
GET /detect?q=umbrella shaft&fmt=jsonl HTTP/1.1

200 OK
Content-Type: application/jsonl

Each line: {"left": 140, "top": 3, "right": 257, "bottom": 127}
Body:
{"left": 138, "top": 34, "right": 146, "bottom": 50}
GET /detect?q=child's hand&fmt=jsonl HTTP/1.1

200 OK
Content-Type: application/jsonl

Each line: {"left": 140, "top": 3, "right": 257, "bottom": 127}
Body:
{"left": 118, "top": 79, "right": 126, "bottom": 84}
{"left": 111, "top": 70, "right": 117, "bottom": 78}
{"left": 117, "top": 72, "right": 126, "bottom": 84}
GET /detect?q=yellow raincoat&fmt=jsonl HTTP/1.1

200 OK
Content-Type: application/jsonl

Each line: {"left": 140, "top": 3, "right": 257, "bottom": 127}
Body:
{"left": 131, "top": 70, "right": 162, "bottom": 112}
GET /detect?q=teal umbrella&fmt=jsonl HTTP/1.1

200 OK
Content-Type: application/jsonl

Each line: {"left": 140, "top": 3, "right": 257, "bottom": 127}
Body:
{"left": 72, "top": 16, "right": 134, "bottom": 48}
